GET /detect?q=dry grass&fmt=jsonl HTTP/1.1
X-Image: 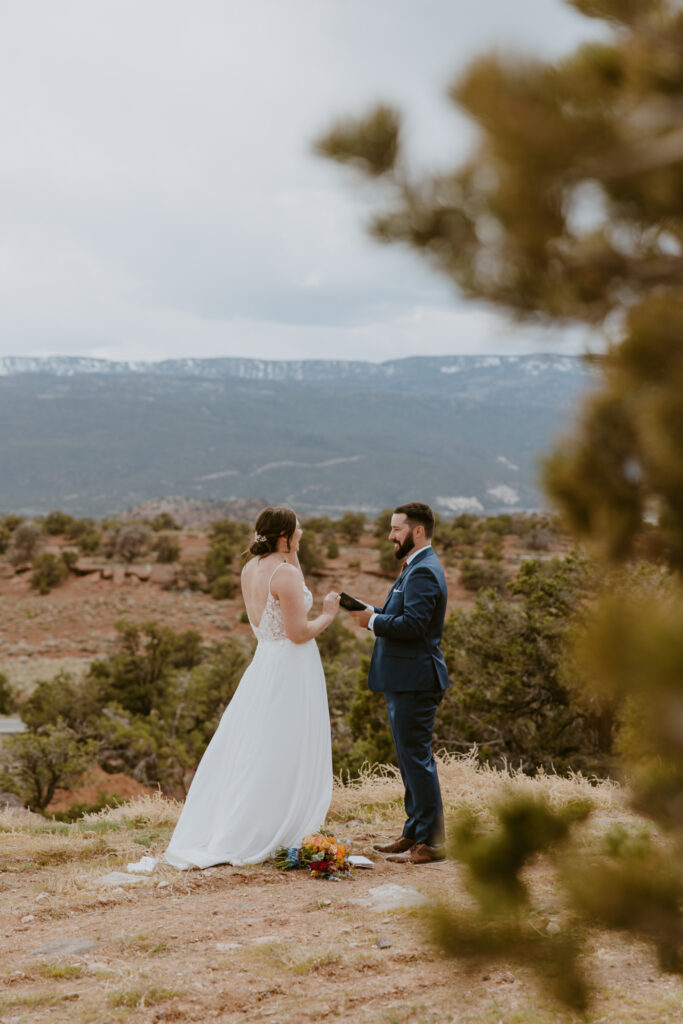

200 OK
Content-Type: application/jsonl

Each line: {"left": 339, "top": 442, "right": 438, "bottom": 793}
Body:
{"left": 329, "top": 750, "right": 623, "bottom": 823}
{"left": 1, "top": 755, "right": 624, "bottom": 855}
{"left": 81, "top": 790, "right": 182, "bottom": 828}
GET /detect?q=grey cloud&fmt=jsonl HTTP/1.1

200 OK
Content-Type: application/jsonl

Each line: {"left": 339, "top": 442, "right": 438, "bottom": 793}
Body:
{"left": 0, "top": 0, "right": 602, "bottom": 362}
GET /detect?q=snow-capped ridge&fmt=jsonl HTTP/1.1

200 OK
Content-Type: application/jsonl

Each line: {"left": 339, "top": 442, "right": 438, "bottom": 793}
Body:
{"left": 0, "top": 353, "right": 589, "bottom": 381}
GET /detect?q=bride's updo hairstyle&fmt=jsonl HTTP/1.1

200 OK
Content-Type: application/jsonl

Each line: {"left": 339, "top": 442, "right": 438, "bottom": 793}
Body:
{"left": 248, "top": 506, "right": 297, "bottom": 558}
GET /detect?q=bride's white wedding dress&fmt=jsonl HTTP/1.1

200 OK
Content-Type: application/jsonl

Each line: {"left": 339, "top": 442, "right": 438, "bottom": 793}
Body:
{"left": 164, "top": 566, "right": 333, "bottom": 868}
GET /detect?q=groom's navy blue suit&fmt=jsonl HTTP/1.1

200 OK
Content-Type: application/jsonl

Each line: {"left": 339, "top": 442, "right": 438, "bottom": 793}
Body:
{"left": 368, "top": 546, "right": 449, "bottom": 847}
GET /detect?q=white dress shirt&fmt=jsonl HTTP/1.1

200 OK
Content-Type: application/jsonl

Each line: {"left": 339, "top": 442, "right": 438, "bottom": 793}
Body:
{"left": 367, "top": 544, "right": 432, "bottom": 632}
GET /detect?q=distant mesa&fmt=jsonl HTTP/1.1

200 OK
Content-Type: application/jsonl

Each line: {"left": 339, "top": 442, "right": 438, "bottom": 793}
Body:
{"left": 0, "top": 354, "right": 594, "bottom": 518}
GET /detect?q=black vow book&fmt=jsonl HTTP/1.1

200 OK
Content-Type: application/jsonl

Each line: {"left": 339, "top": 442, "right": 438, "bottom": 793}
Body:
{"left": 339, "top": 592, "right": 367, "bottom": 612}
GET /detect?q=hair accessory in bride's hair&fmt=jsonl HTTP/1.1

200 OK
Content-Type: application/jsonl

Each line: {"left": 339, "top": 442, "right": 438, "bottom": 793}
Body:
{"left": 254, "top": 532, "right": 267, "bottom": 544}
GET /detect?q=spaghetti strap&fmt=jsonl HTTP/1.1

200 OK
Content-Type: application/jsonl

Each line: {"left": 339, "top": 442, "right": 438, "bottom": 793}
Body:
{"left": 268, "top": 561, "right": 287, "bottom": 595}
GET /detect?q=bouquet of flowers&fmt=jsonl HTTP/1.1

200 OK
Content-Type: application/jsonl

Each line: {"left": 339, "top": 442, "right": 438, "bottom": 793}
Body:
{"left": 275, "top": 833, "right": 353, "bottom": 879}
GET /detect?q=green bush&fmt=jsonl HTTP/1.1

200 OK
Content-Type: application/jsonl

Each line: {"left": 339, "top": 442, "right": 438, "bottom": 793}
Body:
{"left": 77, "top": 530, "right": 101, "bottom": 555}
{"left": 149, "top": 512, "right": 180, "bottom": 532}
{"left": 376, "top": 539, "right": 399, "bottom": 575}
{"left": 373, "top": 509, "right": 393, "bottom": 538}
{"left": 102, "top": 524, "right": 153, "bottom": 562}
{"left": 344, "top": 657, "right": 396, "bottom": 773}
{"left": 0, "top": 525, "right": 11, "bottom": 555}
{"left": 204, "top": 540, "right": 233, "bottom": 582}
{"left": 0, "top": 672, "right": 16, "bottom": 715}
{"left": 30, "top": 552, "right": 69, "bottom": 594}
{"left": 155, "top": 534, "right": 181, "bottom": 563}
{"left": 298, "top": 531, "right": 323, "bottom": 575}
{"left": 459, "top": 558, "right": 507, "bottom": 595}
{"left": 0, "top": 723, "right": 97, "bottom": 810}
{"left": 1, "top": 514, "right": 24, "bottom": 533}
{"left": 438, "top": 557, "right": 606, "bottom": 772}
{"left": 64, "top": 518, "right": 101, "bottom": 554}
{"left": 61, "top": 549, "right": 79, "bottom": 570}
{"left": 43, "top": 510, "right": 74, "bottom": 536}
{"left": 303, "top": 516, "right": 335, "bottom": 536}
{"left": 326, "top": 538, "right": 340, "bottom": 559}
{"left": 9, "top": 520, "right": 42, "bottom": 564}
{"left": 338, "top": 511, "right": 366, "bottom": 543}
{"left": 211, "top": 574, "right": 236, "bottom": 600}
{"left": 481, "top": 541, "right": 503, "bottom": 561}
{"left": 208, "top": 519, "right": 249, "bottom": 547}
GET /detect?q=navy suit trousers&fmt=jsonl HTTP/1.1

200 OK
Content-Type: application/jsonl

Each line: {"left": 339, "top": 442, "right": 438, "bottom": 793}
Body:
{"left": 384, "top": 689, "right": 444, "bottom": 847}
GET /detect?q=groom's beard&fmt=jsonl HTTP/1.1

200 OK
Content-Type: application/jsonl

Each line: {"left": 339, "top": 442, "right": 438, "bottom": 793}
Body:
{"left": 394, "top": 530, "right": 415, "bottom": 562}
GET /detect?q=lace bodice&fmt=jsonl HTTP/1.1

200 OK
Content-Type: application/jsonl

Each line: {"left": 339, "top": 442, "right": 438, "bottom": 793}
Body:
{"left": 251, "top": 581, "right": 313, "bottom": 643}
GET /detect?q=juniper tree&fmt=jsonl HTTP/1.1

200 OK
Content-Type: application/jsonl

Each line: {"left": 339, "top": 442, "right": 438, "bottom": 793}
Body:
{"left": 317, "top": 0, "right": 683, "bottom": 1003}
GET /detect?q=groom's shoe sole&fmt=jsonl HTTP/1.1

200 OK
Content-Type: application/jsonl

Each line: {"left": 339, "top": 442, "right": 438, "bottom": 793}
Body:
{"left": 386, "top": 843, "right": 446, "bottom": 864}
{"left": 372, "top": 837, "right": 415, "bottom": 854}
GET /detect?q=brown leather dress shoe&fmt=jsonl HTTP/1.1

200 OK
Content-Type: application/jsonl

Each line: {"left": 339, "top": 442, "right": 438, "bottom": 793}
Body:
{"left": 386, "top": 842, "right": 446, "bottom": 864}
{"left": 372, "top": 836, "right": 415, "bottom": 854}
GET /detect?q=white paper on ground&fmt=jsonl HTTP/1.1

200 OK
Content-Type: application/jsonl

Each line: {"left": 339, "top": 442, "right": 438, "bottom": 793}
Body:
{"left": 126, "top": 856, "right": 159, "bottom": 873}
{"left": 348, "top": 855, "right": 374, "bottom": 868}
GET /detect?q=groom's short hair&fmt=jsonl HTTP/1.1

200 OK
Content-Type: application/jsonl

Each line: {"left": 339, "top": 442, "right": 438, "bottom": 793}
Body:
{"left": 394, "top": 502, "right": 435, "bottom": 538}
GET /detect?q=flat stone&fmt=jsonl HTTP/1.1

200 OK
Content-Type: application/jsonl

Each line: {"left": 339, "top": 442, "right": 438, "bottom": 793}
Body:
{"left": 0, "top": 789, "right": 25, "bottom": 805}
{"left": 72, "top": 559, "right": 106, "bottom": 576}
{"left": 375, "top": 936, "right": 392, "bottom": 949}
{"left": 91, "top": 871, "right": 145, "bottom": 888}
{"left": 29, "top": 937, "right": 98, "bottom": 957}
{"left": 126, "top": 564, "right": 152, "bottom": 581}
{"left": 356, "top": 884, "right": 432, "bottom": 911}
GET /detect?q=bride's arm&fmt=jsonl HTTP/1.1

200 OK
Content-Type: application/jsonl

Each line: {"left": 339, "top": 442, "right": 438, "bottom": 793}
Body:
{"left": 273, "top": 564, "right": 340, "bottom": 644}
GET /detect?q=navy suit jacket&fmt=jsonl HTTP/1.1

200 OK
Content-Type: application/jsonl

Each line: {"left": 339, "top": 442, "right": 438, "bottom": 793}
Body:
{"left": 367, "top": 546, "right": 450, "bottom": 693}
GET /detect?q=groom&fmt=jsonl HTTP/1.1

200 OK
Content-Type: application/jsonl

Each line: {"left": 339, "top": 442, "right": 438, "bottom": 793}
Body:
{"left": 351, "top": 502, "right": 449, "bottom": 865}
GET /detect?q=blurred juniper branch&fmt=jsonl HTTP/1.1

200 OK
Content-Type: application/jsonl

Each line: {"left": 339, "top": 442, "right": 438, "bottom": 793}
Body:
{"left": 317, "top": 0, "right": 683, "bottom": 1004}
{"left": 430, "top": 796, "right": 592, "bottom": 1009}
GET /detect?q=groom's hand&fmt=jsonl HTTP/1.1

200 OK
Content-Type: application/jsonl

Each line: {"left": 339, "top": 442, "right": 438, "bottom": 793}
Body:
{"left": 350, "top": 605, "right": 373, "bottom": 629}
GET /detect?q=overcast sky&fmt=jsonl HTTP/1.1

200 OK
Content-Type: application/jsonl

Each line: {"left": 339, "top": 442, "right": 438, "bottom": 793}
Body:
{"left": 0, "top": 1, "right": 604, "bottom": 364}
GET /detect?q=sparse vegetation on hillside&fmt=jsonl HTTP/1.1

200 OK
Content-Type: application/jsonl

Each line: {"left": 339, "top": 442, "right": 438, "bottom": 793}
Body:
{"left": 7, "top": 622, "right": 251, "bottom": 798}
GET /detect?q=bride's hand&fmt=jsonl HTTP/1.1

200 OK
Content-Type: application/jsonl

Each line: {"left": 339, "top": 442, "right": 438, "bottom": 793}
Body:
{"left": 323, "top": 591, "right": 341, "bottom": 619}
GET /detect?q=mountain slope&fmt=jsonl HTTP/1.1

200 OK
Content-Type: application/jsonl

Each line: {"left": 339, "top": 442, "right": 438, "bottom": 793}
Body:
{"left": 0, "top": 354, "right": 595, "bottom": 516}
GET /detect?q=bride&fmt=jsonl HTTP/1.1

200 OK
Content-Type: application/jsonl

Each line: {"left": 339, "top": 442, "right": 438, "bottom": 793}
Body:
{"left": 164, "top": 506, "right": 340, "bottom": 869}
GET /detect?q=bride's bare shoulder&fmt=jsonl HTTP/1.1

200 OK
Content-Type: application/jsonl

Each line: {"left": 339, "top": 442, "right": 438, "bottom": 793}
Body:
{"left": 270, "top": 562, "right": 302, "bottom": 593}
